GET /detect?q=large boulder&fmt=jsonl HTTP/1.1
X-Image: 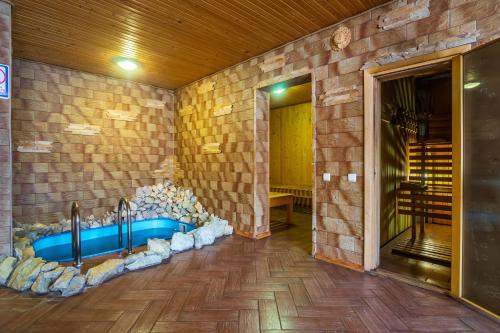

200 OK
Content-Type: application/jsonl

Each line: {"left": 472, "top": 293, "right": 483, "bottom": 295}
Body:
{"left": 0, "top": 256, "right": 17, "bottom": 285}
{"left": 170, "top": 232, "right": 194, "bottom": 252}
{"left": 61, "top": 275, "right": 86, "bottom": 297}
{"left": 126, "top": 254, "right": 162, "bottom": 271}
{"left": 86, "top": 259, "right": 124, "bottom": 286}
{"left": 147, "top": 238, "right": 170, "bottom": 259}
{"left": 31, "top": 266, "right": 65, "bottom": 294}
{"left": 7, "top": 257, "right": 45, "bottom": 291}
{"left": 50, "top": 266, "right": 79, "bottom": 292}
{"left": 192, "top": 225, "right": 215, "bottom": 249}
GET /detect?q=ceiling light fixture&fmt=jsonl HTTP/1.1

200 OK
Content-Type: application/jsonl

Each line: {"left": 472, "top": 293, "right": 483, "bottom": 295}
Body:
{"left": 272, "top": 87, "right": 286, "bottom": 95}
{"left": 113, "top": 57, "right": 140, "bottom": 71}
{"left": 464, "top": 82, "right": 480, "bottom": 89}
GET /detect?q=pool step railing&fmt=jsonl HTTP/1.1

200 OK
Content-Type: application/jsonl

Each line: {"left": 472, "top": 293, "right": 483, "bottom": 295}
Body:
{"left": 71, "top": 201, "right": 82, "bottom": 268}
{"left": 118, "top": 197, "right": 133, "bottom": 255}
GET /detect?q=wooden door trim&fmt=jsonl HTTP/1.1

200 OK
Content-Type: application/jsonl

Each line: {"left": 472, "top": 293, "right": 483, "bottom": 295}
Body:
{"left": 451, "top": 55, "right": 463, "bottom": 297}
{"left": 363, "top": 45, "right": 470, "bottom": 297}
{"left": 252, "top": 69, "right": 316, "bottom": 250}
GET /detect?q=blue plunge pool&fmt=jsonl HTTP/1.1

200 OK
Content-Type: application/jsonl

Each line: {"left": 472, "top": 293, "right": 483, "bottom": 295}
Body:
{"left": 33, "top": 218, "right": 196, "bottom": 262}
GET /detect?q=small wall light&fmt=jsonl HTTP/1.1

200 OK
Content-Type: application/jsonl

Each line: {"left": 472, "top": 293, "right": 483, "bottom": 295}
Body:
{"left": 273, "top": 87, "right": 286, "bottom": 94}
{"left": 113, "top": 57, "right": 140, "bottom": 71}
{"left": 464, "top": 82, "right": 480, "bottom": 89}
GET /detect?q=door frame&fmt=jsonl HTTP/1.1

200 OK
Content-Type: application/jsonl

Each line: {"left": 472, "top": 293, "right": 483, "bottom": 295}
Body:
{"left": 363, "top": 45, "right": 470, "bottom": 297}
{"left": 252, "top": 68, "right": 317, "bottom": 254}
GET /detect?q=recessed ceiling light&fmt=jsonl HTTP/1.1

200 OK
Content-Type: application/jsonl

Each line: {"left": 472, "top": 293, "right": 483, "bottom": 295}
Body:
{"left": 113, "top": 57, "right": 140, "bottom": 71}
{"left": 464, "top": 82, "right": 480, "bottom": 89}
{"left": 272, "top": 87, "right": 286, "bottom": 95}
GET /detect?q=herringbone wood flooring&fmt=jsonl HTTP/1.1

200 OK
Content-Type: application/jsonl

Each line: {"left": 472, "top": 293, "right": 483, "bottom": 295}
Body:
{"left": 0, "top": 213, "right": 499, "bottom": 332}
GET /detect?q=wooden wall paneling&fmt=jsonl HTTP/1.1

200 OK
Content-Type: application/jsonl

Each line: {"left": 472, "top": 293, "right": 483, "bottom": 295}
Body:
{"left": 11, "top": 0, "right": 387, "bottom": 89}
{"left": 270, "top": 102, "right": 313, "bottom": 188}
{"left": 269, "top": 109, "right": 282, "bottom": 185}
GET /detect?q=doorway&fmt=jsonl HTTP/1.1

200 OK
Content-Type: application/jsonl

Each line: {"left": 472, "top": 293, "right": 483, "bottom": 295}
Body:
{"left": 268, "top": 81, "right": 313, "bottom": 252}
{"left": 377, "top": 62, "right": 453, "bottom": 290}
{"left": 364, "top": 43, "right": 500, "bottom": 317}
{"left": 253, "top": 73, "right": 315, "bottom": 252}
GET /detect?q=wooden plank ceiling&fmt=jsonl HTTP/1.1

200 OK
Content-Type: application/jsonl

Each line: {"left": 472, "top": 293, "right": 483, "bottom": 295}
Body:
{"left": 11, "top": 0, "right": 387, "bottom": 89}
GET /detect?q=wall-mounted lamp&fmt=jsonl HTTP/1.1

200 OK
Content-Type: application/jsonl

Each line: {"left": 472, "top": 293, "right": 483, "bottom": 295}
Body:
{"left": 272, "top": 87, "right": 286, "bottom": 95}
{"left": 464, "top": 82, "right": 480, "bottom": 89}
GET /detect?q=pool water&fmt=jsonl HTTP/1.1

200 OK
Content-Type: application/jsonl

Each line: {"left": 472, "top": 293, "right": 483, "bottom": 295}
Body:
{"left": 33, "top": 218, "right": 195, "bottom": 262}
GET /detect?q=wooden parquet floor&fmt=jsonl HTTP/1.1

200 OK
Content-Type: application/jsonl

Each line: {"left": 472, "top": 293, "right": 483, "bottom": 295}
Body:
{"left": 0, "top": 219, "right": 499, "bottom": 332}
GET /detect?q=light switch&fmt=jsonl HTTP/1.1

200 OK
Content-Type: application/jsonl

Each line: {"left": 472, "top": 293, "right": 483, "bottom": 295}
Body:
{"left": 348, "top": 173, "right": 357, "bottom": 183}
{"left": 323, "top": 173, "right": 331, "bottom": 182}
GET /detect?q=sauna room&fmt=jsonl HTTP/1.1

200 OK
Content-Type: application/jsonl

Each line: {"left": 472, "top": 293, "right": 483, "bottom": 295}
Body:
{"left": 378, "top": 62, "right": 453, "bottom": 289}
{"left": 268, "top": 81, "right": 313, "bottom": 250}
{"left": 2, "top": 0, "right": 500, "bottom": 328}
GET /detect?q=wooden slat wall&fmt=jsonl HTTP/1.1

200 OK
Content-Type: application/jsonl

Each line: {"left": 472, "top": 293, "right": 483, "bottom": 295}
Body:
{"left": 380, "top": 120, "right": 411, "bottom": 246}
{"left": 270, "top": 102, "right": 313, "bottom": 189}
{"left": 398, "top": 142, "right": 453, "bottom": 225}
{"left": 409, "top": 142, "right": 453, "bottom": 187}
{"left": 11, "top": 0, "right": 386, "bottom": 89}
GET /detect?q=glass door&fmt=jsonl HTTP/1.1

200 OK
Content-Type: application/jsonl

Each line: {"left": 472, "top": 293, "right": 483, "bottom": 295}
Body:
{"left": 462, "top": 40, "right": 500, "bottom": 315}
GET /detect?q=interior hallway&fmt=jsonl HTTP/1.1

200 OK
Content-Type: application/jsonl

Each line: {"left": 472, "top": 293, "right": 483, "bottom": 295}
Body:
{"left": 0, "top": 226, "right": 498, "bottom": 332}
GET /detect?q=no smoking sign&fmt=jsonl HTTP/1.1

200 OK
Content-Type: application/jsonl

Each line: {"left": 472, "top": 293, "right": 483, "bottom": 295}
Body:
{"left": 0, "top": 64, "right": 9, "bottom": 99}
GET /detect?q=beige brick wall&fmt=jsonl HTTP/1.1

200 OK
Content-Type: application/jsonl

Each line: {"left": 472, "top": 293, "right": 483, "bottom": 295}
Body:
{"left": 12, "top": 59, "right": 176, "bottom": 225}
{"left": 0, "top": 0, "right": 12, "bottom": 255}
{"left": 176, "top": 0, "right": 500, "bottom": 268}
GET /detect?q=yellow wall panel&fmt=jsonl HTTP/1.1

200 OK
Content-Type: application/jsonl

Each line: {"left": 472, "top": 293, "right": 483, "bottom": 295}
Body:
{"left": 270, "top": 102, "right": 312, "bottom": 188}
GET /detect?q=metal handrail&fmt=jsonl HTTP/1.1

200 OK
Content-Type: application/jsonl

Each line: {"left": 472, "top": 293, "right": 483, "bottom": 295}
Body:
{"left": 71, "top": 201, "right": 82, "bottom": 267}
{"left": 118, "top": 197, "right": 133, "bottom": 255}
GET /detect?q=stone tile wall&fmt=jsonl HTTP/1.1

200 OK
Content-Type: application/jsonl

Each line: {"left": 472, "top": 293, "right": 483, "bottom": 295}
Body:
{"left": 0, "top": 0, "right": 12, "bottom": 255}
{"left": 12, "top": 59, "right": 175, "bottom": 225}
{"left": 176, "top": 0, "right": 500, "bottom": 268}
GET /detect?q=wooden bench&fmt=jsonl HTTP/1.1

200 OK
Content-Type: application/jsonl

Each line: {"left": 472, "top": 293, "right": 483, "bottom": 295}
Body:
{"left": 269, "top": 192, "right": 294, "bottom": 224}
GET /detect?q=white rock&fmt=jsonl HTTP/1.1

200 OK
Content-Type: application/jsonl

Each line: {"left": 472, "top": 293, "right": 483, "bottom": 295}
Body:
{"left": 207, "top": 219, "right": 227, "bottom": 238}
{"left": 147, "top": 238, "right": 171, "bottom": 259}
{"left": 0, "top": 256, "right": 17, "bottom": 285}
{"left": 86, "top": 259, "right": 124, "bottom": 286}
{"left": 7, "top": 257, "right": 45, "bottom": 291}
{"left": 180, "top": 216, "right": 192, "bottom": 223}
{"left": 193, "top": 225, "right": 215, "bottom": 249}
{"left": 41, "top": 262, "right": 59, "bottom": 272}
{"left": 31, "top": 266, "right": 65, "bottom": 294}
{"left": 126, "top": 254, "right": 162, "bottom": 271}
{"left": 224, "top": 225, "right": 234, "bottom": 236}
{"left": 50, "top": 266, "right": 79, "bottom": 292}
{"left": 22, "top": 246, "right": 35, "bottom": 259}
{"left": 194, "top": 202, "right": 203, "bottom": 214}
{"left": 61, "top": 275, "right": 86, "bottom": 297}
{"left": 124, "top": 252, "right": 145, "bottom": 265}
{"left": 171, "top": 232, "right": 194, "bottom": 252}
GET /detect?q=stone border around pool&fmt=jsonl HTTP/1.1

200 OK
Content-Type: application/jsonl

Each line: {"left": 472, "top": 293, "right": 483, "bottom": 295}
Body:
{"left": 0, "top": 218, "right": 233, "bottom": 297}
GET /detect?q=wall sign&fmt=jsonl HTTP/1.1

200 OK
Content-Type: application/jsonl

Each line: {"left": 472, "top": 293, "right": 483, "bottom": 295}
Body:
{"left": 0, "top": 64, "right": 9, "bottom": 99}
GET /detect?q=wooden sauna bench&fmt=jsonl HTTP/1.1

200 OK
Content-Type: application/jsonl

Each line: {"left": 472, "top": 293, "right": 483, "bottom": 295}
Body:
{"left": 396, "top": 186, "right": 452, "bottom": 238}
{"left": 269, "top": 192, "right": 294, "bottom": 224}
